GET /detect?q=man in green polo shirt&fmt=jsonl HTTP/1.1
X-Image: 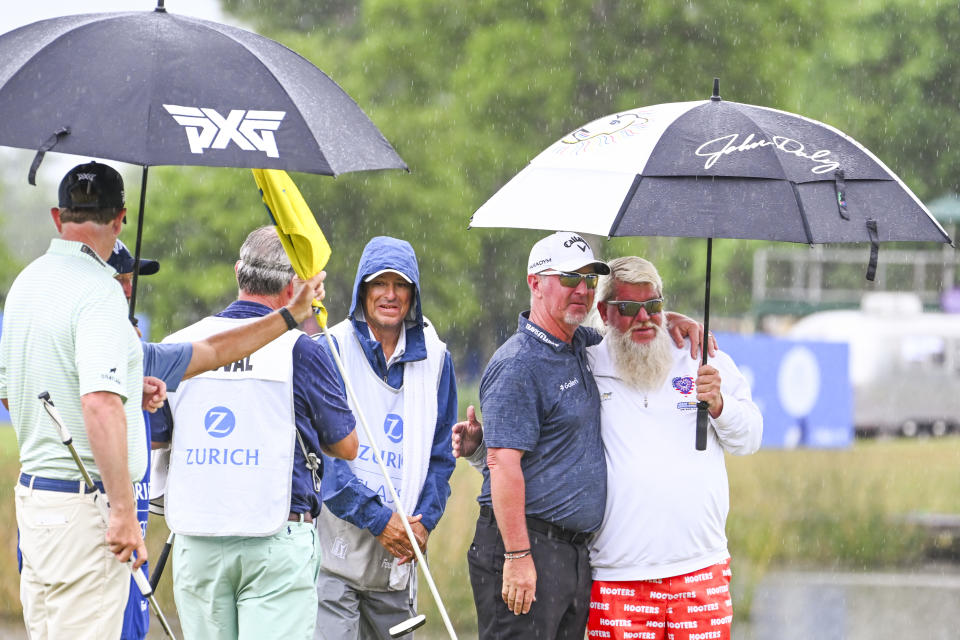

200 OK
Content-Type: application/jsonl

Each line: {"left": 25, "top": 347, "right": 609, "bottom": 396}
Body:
{"left": 0, "top": 162, "right": 147, "bottom": 640}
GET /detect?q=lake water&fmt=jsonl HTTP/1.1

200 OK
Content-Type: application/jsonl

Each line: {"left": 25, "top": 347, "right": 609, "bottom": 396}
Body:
{"left": 735, "top": 565, "right": 960, "bottom": 640}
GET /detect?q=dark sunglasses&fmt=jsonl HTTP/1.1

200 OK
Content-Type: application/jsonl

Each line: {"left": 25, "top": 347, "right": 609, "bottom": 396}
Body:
{"left": 540, "top": 270, "right": 599, "bottom": 289}
{"left": 606, "top": 298, "right": 664, "bottom": 316}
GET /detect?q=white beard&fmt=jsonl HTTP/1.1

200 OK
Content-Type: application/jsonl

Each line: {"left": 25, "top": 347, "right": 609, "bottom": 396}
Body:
{"left": 608, "top": 321, "right": 675, "bottom": 392}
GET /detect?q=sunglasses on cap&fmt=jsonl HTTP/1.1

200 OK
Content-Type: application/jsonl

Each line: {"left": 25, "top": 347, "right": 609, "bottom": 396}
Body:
{"left": 539, "top": 270, "right": 599, "bottom": 289}
{"left": 606, "top": 298, "right": 664, "bottom": 316}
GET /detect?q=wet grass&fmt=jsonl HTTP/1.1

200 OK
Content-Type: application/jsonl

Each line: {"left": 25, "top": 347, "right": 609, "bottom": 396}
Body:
{"left": 2, "top": 424, "right": 960, "bottom": 633}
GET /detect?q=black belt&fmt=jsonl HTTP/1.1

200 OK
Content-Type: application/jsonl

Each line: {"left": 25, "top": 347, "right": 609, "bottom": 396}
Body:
{"left": 19, "top": 472, "right": 102, "bottom": 494}
{"left": 479, "top": 504, "right": 593, "bottom": 545}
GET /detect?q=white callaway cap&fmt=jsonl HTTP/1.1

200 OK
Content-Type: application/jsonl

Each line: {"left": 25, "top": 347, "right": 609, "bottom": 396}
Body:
{"left": 363, "top": 268, "right": 413, "bottom": 283}
{"left": 527, "top": 231, "right": 610, "bottom": 275}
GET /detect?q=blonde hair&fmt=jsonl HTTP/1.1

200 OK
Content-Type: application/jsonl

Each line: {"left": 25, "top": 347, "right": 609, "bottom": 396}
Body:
{"left": 596, "top": 256, "right": 663, "bottom": 303}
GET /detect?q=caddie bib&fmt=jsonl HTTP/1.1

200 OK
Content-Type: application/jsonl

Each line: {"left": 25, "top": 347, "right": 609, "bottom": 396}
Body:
{"left": 164, "top": 316, "right": 301, "bottom": 537}
{"left": 337, "top": 329, "right": 405, "bottom": 508}
{"left": 316, "top": 322, "right": 404, "bottom": 589}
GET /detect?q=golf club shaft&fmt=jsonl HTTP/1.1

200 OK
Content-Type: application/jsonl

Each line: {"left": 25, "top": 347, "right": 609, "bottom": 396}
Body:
{"left": 150, "top": 532, "right": 175, "bottom": 591}
{"left": 38, "top": 393, "right": 178, "bottom": 639}
{"left": 318, "top": 325, "right": 458, "bottom": 640}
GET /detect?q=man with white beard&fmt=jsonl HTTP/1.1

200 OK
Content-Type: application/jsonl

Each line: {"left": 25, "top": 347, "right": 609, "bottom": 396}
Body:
{"left": 585, "top": 256, "right": 762, "bottom": 640}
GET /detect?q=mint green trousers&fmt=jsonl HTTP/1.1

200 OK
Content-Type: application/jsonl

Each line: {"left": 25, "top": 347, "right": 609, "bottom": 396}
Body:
{"left": 172, "top": 521, "right": 320, "bottom": 639}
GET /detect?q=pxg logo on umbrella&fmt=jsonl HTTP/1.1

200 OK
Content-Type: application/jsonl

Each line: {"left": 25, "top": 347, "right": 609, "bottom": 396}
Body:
{"left": 163, "top": 104, "right": 286, "bottom": 158}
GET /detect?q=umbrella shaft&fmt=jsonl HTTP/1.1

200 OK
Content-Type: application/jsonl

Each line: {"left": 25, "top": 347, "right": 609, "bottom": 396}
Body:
{"left": 695, "top": 239, "right": 713, "bottom": 452}
{"left": 701, "top": 238, "right": 712, "bottom": 367}
{"left": 129, "top": 166, "right": 149, "bottom": 323}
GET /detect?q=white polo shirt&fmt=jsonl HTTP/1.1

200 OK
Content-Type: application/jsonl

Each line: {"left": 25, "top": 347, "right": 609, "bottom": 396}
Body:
{"left": 587, "top": 337, "right": 762, "bottom": 581}
{"left": 0, "top": 238, "right": 146, "bottom": 482}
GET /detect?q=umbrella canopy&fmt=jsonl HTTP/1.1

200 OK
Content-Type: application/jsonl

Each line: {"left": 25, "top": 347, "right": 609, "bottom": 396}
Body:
{"left": 0, "top": 7, "right": 406, "bottom": 176}
{"left": 471, "top": 87, "right": 950, "bottom": 249}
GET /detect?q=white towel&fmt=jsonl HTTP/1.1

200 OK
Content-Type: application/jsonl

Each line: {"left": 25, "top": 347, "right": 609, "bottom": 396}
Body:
{"left": 390, "top": 318, "right": 445, "bottom": 588}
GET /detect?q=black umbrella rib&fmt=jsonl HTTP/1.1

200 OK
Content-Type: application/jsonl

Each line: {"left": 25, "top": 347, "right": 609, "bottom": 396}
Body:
{"left": 734, "top": 103, "right": 797, "bottom": 185}
{"left": 607, "top": 174, "right": 644, "bottom": 237}
{"left": 790, "top": 182, "right": 814, "bottom": 246}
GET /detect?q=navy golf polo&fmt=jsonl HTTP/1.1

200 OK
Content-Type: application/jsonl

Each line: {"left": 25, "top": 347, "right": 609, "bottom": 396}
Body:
{"left": 477, "top": 312, "right": 606, "bottom": 533}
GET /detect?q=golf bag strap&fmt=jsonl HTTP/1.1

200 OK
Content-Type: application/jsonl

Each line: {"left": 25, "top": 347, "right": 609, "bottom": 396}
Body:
{"left": 28, "top": 127, "right": 71, "bottom": 186}
{"left": 865, "top": 219, "right": 879, "bottom": 282}
{"left": 834, "top": 169, "right": 849, "bottom": 220}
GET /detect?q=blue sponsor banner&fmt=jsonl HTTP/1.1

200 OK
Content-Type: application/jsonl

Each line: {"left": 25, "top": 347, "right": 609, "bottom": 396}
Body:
{"left": 716, "top": 332, "right": 853, "bottom": 449}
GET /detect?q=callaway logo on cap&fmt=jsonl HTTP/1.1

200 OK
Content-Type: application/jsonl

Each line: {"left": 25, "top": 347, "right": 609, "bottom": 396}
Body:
{"left": 527, "top": 231, "right": 610, "bottom": 275}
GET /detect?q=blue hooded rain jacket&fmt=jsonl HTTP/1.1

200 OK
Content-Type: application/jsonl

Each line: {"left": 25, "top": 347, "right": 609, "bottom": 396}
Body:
{"left": 317, "top": 236, "right": 457, "bottom": 535}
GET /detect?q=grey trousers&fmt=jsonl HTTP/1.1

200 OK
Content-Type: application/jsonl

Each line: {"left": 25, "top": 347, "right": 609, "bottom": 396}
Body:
{"left": 314, "top": 567, "right": 417, "bottom": 640}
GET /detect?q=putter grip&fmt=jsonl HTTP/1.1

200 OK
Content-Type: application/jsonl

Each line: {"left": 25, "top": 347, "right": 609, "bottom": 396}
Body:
{"left": 131, "top": 562, "right": 154, "bottom": 597}
{"left": 150, "top": 541, "right": 173, "bottom": 591}
{"left": 695, "top": 402, "right": 708, "bottom": 451}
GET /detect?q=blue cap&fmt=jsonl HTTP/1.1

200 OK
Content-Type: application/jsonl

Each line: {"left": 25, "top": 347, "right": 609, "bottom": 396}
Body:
{"left": 108, "top": 240, "right": 159, "bottom": 276}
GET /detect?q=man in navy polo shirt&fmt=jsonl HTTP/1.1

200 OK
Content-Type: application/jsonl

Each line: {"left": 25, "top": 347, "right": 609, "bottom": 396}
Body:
{"left": 467, "top": 231, "right": 610, "bottom": 639}
{"left": 465, "top": 232, "right": 708, "bottom": 640}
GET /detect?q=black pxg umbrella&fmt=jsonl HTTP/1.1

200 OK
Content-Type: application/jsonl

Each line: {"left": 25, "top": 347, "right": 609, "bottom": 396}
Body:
{"left": 0, "top": 0, "right": 407, "bottom": 318}
{"left": 472, "top": 79, "right": 953, "bottom": 451}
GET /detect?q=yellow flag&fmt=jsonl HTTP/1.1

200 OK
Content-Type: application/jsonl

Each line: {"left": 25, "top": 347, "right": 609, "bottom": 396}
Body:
{"left": 252, "top": 168, "right": 331, "bottom": 327}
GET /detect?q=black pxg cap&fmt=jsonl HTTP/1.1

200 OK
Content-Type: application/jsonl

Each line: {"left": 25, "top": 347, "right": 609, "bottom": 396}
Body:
{"left": 58, "top": 161, "right": 125, "bottom": 210}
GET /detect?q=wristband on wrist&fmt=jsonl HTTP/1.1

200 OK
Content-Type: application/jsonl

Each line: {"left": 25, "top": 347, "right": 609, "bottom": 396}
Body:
{"left": 278, "top": 306, "right": 298, "bottom": 330}
{"left": 503, "top": 548, "right": 531, "bottom": 560}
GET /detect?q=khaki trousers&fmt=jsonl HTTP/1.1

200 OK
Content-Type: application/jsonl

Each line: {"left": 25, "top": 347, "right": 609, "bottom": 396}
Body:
{"left": 16, "top": 483, "right": 129, "bottom": 640}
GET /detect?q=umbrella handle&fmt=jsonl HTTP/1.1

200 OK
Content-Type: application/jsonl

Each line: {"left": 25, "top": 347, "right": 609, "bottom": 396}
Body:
{"left": 695, "top": 238, "right": 713, "bottom": 452}
{"left": 696, "top": 405, "right": 709, "bottom": 450}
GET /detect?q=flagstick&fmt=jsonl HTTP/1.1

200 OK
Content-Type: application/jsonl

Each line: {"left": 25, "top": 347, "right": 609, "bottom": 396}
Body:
{"left": 317, "top": 316, "right": 458, "bottom": 640}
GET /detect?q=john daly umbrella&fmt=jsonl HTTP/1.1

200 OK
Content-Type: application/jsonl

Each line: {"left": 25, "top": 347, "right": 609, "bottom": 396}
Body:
{"left": 471, "top": 79, "right": 953, "bottom": 450}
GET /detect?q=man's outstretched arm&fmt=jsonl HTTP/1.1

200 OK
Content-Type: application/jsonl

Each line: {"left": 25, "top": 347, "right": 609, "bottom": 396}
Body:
{"left": 183, "top": 271, "right": 326, "bottom": 379}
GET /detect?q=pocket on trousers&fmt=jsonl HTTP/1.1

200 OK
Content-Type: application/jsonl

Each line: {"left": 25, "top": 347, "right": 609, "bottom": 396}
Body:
{"left": 467, "top": 519, "right": 503, "bottom": 578}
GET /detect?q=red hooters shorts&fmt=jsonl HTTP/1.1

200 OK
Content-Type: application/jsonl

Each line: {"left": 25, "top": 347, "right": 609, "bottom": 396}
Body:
{"left": 587, "top": 558, "right": 733, "bottom": 640}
